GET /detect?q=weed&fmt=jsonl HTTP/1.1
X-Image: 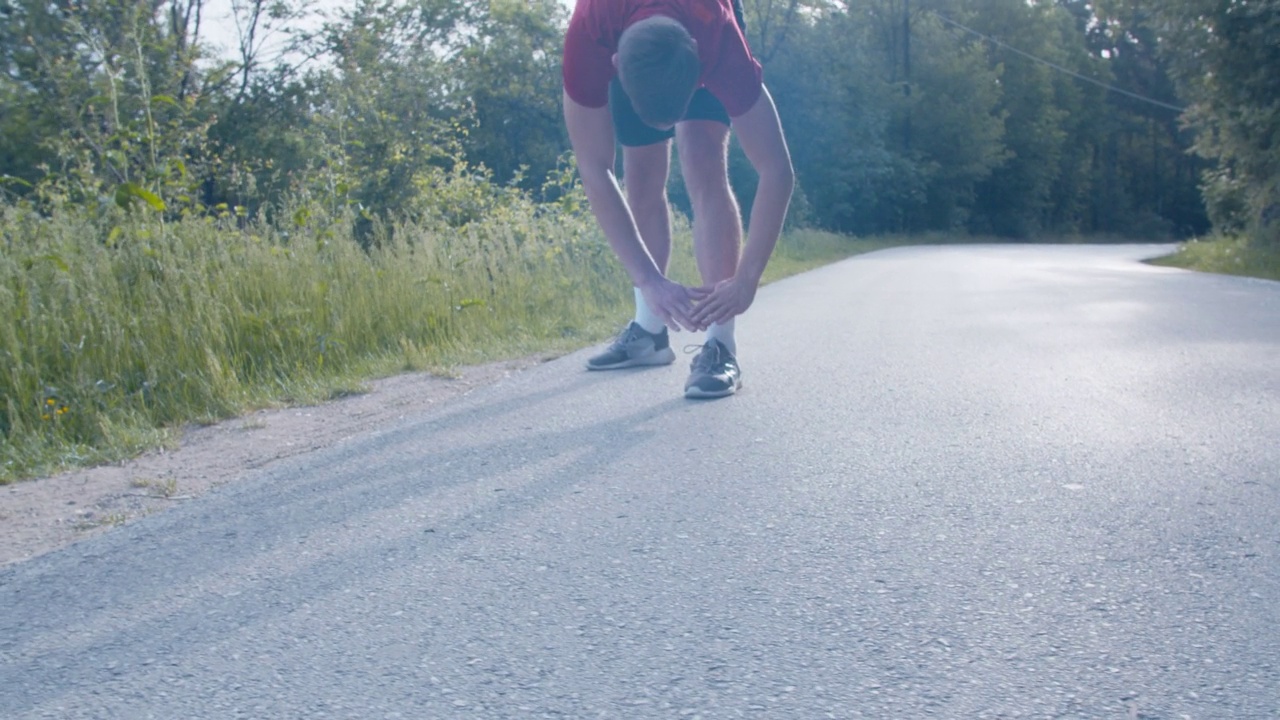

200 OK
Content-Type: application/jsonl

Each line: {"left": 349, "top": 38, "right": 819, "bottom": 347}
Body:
{"left": 1150, "top": 235, "right": 1280, "bottom": 281}
{"left": 73, "top": 511, "right": 130, "bottom": 531}
{"left": 130, "top": 477, "right": 179, "bottom": 498}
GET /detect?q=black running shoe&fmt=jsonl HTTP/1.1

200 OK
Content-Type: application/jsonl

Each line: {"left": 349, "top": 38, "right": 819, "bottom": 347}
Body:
{"left": 683, "top": 339, "right": 742, "bottom": 399}
{"left": 586, "top": 322, "right": 676, "bottom": 370}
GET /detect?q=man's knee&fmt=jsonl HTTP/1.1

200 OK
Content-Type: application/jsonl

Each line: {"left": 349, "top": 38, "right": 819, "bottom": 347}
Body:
{"left": 676, "top": 123, "right": 732, "bottom": 207}
{"left": 623, "top": 144, "right": 671, "bottom": 205}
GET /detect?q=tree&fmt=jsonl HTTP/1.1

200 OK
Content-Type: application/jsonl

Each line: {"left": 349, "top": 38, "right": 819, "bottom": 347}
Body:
{"left": 0, "top": 0, "right": 221, "bottom": 209}
{"left": 1084, "top": 1, "right": 1201, "bottom": 237}
{"left": 967, "top": 0, "right": 1072, "bottom": 237}
{"left": 297, "top": 0, "right": 475, "bottom": 223}
{"left": 763, "top": 4, "right": 904, "bottom": 233}
{"left": 1154, "top": 0, "right": 1280, "bottom": 245}
{"left": 452, "top": 0, "right": 569, "bottom": 192}
{"left": 898, "top": 3, "right": 1007, "bottom": 231}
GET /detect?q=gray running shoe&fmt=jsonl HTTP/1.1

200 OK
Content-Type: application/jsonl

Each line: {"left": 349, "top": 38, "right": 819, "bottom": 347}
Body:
{"left": 684, "top": 339, "right": 742, "bottom": 399}
{"left": 586, "top": 322, "right": 676, "bottom": 370}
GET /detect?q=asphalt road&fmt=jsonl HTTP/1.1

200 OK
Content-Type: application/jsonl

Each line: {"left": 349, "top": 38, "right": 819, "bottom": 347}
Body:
{"left": 2, "top": 244, "right": 1278, "bottom": 719}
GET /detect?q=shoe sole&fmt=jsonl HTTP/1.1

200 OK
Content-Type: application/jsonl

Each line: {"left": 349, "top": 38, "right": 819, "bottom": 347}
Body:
{"left": 684, "top": 380, "right": 742, "bottom": 399}
{"left": 585, "top": 347, "right": 676, "bottom": 371}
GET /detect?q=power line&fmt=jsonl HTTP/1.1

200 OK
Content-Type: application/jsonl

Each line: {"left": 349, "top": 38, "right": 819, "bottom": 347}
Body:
{"left": 931, "top": 11, "right": 1187, "bottom": 114}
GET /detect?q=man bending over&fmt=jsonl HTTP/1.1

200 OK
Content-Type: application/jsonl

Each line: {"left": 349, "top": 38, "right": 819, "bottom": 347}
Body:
{"left": 562, "top": 0, "right": 794, "bottom": 399}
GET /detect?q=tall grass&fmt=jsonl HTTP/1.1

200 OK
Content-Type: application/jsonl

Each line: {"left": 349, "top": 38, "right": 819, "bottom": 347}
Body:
{"left": 1148, "top": 235, "right": 1280, "bottom": 282}
{"left": 1, "top": 193, "right": 897, "bottom": 483}
{"left": 0, "top": 193, "right": 608, "bottom": 480}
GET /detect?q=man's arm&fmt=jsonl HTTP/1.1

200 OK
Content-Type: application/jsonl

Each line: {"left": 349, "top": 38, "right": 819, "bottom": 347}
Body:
{"left": 691, "top": 85, "right": 795, "bottom": 327}
{"left": 562, "top": 91, "right": 709, "bottom": 331}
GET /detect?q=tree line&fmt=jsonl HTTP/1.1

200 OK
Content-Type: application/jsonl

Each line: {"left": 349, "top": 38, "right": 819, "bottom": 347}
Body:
{"left": 1, "top": 0, "right": 1275, "bottom": 246}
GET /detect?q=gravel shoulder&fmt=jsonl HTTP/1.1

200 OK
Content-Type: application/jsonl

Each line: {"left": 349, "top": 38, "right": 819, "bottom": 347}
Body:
{"left": 0, "top": 355, "right": 550, "bottom": 567}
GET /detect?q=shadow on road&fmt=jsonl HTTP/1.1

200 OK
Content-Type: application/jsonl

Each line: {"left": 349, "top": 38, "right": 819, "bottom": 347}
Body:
{"left": 0, "top": 365, "right": 696, "bottom": 715}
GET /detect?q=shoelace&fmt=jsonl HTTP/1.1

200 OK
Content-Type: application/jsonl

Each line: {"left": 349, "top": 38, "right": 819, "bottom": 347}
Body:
{"left": 609, "top": 323, "right": 643, "bottom": 348}
{"left": 684, "top": 342, "right": 722, "bottom": 372}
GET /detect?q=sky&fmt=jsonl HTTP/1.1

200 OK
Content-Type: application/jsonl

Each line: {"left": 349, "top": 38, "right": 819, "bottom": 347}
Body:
{"left": 199, "top": 0, "right": 577, "bottom": 62}
{"left": 198, "top": 0, "right": 318, "bottom": 62}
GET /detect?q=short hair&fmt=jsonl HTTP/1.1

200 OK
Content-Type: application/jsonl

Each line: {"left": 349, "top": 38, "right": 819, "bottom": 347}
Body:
{"left": 617, "top": 16, "right": 700, "bottom": 128}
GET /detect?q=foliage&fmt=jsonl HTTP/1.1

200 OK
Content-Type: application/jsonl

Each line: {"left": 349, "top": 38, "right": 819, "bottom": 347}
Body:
{"left": 0, "top": 0, "right": 576, "bottom": 218}
{"left": 739, "top": 0, "right": 1208, "bottom": 238}
{"left": 0, "top": 180, "right": 611, "bottom": 481}
{"left": 1150, "top": 0, "right": 1280, "bottom": 247}
{"left": 2, "top": 0, "right": 1254, "bottom": 242}
{"left": 901, "top": 6, "right": 1007, "bottom": 232}
{"left": 1149, "top": 234, "right": 1280, "bottom": 281}
{"left": 0, "top": 0, "right": 216, "bottom": 211}
{"left": 968, "top": 1, "right": 1075, "bottom": 237}
{"left": 453, "top": 0, "right": 570, "bottom": 192}
{"left": 765, "top": 4, "right": 908, "bottom": 234}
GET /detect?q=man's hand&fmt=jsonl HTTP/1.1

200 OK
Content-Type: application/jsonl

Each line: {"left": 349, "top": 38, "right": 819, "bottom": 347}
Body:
{"left": 639, "top": 277, "right": 712, "bottom": 332}
{"left": 691, "top": 275, "right": 758, "bottom": 327}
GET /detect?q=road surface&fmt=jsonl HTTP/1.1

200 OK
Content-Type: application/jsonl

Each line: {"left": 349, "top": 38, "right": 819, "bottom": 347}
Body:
{"left": 3, "top": 244, "right": 1278, "bottom": 719}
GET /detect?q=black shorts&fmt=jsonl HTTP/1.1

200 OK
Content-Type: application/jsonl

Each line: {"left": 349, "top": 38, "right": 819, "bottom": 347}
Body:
{"left": 609, "top": 0, "right": 747, "bottom": 147}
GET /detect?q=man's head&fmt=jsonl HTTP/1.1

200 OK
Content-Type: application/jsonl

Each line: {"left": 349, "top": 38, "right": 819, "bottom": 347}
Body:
{"left": 615, "top": 16, "right": 700, "bottom": 129}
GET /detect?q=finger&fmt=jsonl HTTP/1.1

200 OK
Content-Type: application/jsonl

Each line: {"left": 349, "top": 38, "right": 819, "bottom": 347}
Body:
{"left": 668, "top": 302, "right": 699, "bottom": 333}
{"left": 681, "top": 298, "right": 709, "bottom": 331}
{"left": 686, "top": 303, "right": 710, "bottom": 332}
{"left": 693, "top": 290, "right": 727, "bottom": 315}
{"left": 657, "top": 306, "right": 682, "bottom": 333}
{"left": 670, "top": 307, "right": 701, "bottom": 333}
{"left": 699, "top": 298, "right": 735, "bottom": 326}
{"left": 690, "top": 295, "right": 714, "bottom": 320}
{"left": 690, "top": 304, "right": 711, "bottom": 330}
{"left": 710, "top": 306, "right": 736, "bottom": 325}
{"left": 690, "top": 303, "right": 720, "bottom": 328}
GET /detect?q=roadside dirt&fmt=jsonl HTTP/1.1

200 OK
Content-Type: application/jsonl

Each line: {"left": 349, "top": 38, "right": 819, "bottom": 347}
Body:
{"left": 0, "top": 355, "right": 550, "bottom": 567}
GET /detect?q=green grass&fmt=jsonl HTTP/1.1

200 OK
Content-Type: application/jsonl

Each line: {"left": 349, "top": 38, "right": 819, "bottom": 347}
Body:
{"left": 1148, "top": 235, "right": 1280, "bottom": 282}
{"left": 0, "top": 196, "right": 903, "bottom": 484}
{"left": 764, "top": 230, "right": 905, "bottom": 282}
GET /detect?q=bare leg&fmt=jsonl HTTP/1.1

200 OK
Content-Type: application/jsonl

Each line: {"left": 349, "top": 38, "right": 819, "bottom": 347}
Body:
{"left": 676, "top": 121, "right": 741, "bottom": 288}
{"left": 622, "top": 140, "right": 674, "bottom": 273}
{"left": 617, "top": 140, "right": 674, "bottom": 334}
{"left": 677, "top": 121, "right": 742, "bottom": 351}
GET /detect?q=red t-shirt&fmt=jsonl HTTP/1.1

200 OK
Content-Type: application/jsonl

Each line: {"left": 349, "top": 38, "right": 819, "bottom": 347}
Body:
{"left": 562, "top": 0, "right": 764, "bottom": 117}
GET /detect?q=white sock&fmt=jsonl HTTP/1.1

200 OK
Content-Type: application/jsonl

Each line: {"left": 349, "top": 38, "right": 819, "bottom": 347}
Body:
{"left": 707, "top": 319, "right": 736, "bottom": 355}
{"left": 633, "top": 287, "right": 666, "bottom": 334}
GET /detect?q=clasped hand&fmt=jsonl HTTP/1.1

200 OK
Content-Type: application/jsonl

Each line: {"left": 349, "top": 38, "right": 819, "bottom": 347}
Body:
{"left": 640, "top": 275, "right": 758, "bottom": 332}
